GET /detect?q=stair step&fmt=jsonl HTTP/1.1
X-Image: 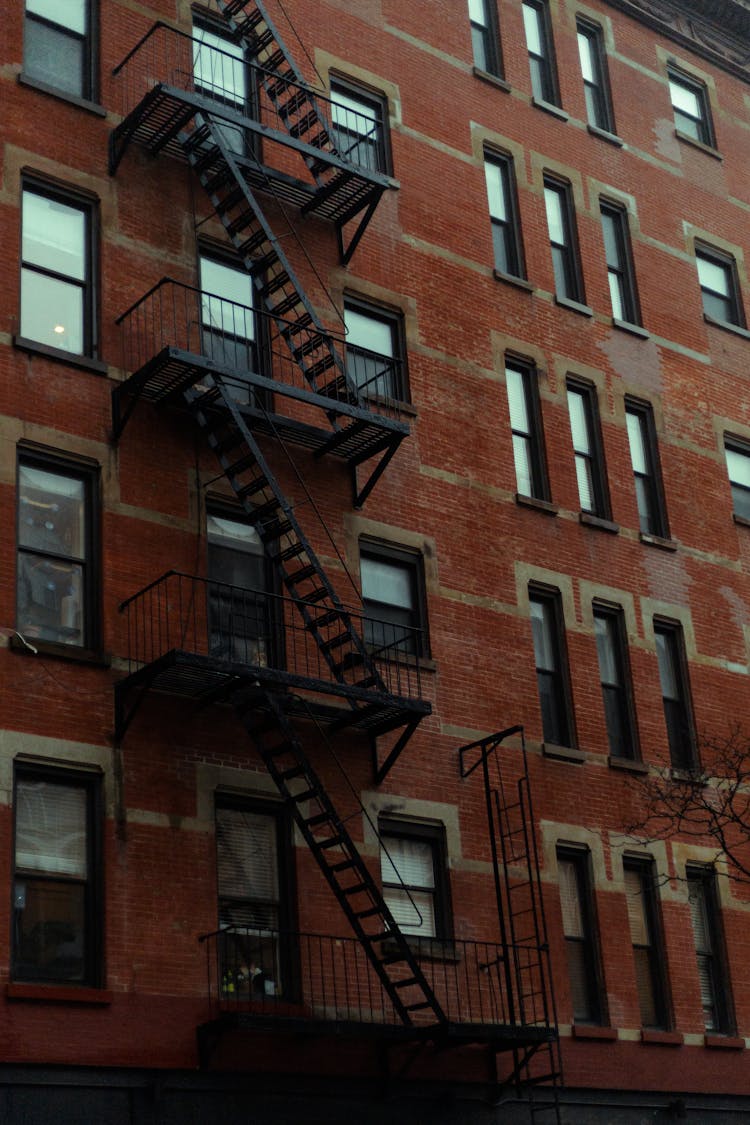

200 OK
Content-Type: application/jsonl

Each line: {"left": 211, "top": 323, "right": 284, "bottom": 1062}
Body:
{"left": 332, "top": 651, "right": 366, "bottom": 675}
{"left": 404, "top": 1001, "right": 434, "bottom": 1012}
{"left": 341, "top": 882, "right": 368, "bottom": 896}
{"left": 271, "top": 292, "right": 304, "bottom": 318}
{"left": 278, "top": 764, "right": 307, "bottom": 782}
{"left": 263, "top": 48, "right": 287, "bottom": 73}
{"left": 259, "top": 518, "right": 293, "bottom": 542}
{"left": 225, "top": 455, "right": 264, "bottom": 480}
{"left": 224, "top": 211, "right": 255, "bottom": 239}
{"left": 304, "top": 354, "right": 338, "bottom": 382}
{"left": 284, "top": 564, "right": 318, "bottom": 586}
{"left": 300, "top": 586, "right": 329, "bottom": 607}
{"left": 252, "top": 27, "right": 275, "bottom": 53}
{"left": 223, "top": 0, "right": 263, "bottom": 21}
{"left": 291, "top": 332, "right": 328, "bottom": 360}
{"left": 278, "top": 542, "right": 306, "bottom": 564}
{"left": 288, "top": 110, "right": 319, "bottom": 139}
{"left": 306, "top": 128, "right": 333, "bottom": 153}
{"left": 306, "top": 608, "right": 344, "bottom": 631}
{"left": 235, "top": 229, "right": 269, "bottom": 258}
{"left": 265, "top": 71, "right": 297, "bottom": 100}
{"left": 277, "top": 88, "right": 310, "bottom": 120}
{"left": 303, "top": 811, "right": 333, "bottom": 829}
{"left": 393, "top": 977, "right": 419, "bottom": 990}
{"left": 329, "top": 858, "right": 357, "bottom": 873}
{"left": 317, "top": 835, "right": 344, "bottom": 851}
{"left": 260, "top": 271, "right": 291, "bottom": 299}
{"left": 237, "top": 478, "right": 272, "bottom": 503}
{"left": 250, "top": 497, "right": 283, "bottom": 520}
{"left": 320, "top": 632, "right": 353, "bottom": 655}
{"left": 360, "top": 928, "right": 391, "bottom": 943}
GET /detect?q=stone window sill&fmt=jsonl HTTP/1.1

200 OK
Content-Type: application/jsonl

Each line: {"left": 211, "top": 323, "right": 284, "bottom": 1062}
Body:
{"left": 9, "top": 633, "right": 110, "bottom": 667}
{"left": 7, "top": 982, "right": 112, "bottom": 1005}
{"left": 515, "top": 494, "right": 558, "bottom": 516}
{"left": 18, "top": 73, "right": 107, "bottom": 117}
{"left": 587, "top": 123, "right": 624, "bottom": 147}
{"left": 573, "top": 1024, "right": 617, "bottom": 1040}
{"left": 703, "top": 314, "right": 750, "bottom": 340}
{"left": 532, "top": 96, "right": 568, "bottom": 122}
{"left": 613, "top": 318, "right": 649, "bottom": 339}
{"left": 579, "top": 512, "right": 619, "bottom": 534}
{"left": 543, "top": 742, "right": 585, "bottom": 764}
{"left": 675, "top": 129, "right": 722, "bottom": 160}
{"left": 641, "top": 1029, "right": 683, "bottom": 1045}
{"left": 493, "top": 270, "right": 534, "bottom": 293}
{"left": 472, "top": 67, "right": 510, "bottom": 93}
{"left": 14, "top": 336, "right": 108, "bottom": 376}
{"left": 704, "top": 1034, "right": 744, "bottom": 1050}
{"left": 555, "top": 295, "right": 593, "bottom": 318}
{"left": 640, "top": 532, "right": 677, "bottom": 552}
{"left": 608, "top": 755, "right": 648, "bottom": 774}
{"left": 733, "top": 514, "right": 750, "bottom": 528}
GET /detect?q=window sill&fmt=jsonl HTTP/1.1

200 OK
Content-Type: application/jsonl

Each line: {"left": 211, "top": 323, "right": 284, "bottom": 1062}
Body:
{"left": 17, "top": 74, "right": 107, "bottom": 117}
{"left": 674, "top": 129, "right": 722, "bottom": 161}
{"left": 733, "top": 513, "right": 750, "bottom": 528}
{"left": 554, "top": 295, "right": 593, "bottom": 318}
{"left": 572, "top": 1024, "right": 618, "bottom": 1040}
{"left": 542, "top": 742, "right": 585, "bottom": 764}
{"left": 669, "top": 766, "right": 703, "bottom": 784}
{"left": 493, "top": 270, "right": 534, "bottom": 293}
{"left": 586, "top": 123, "right": 624, "bottom": 147}
{"left": 579, "top": 512, "right": 619, "bottom": 534}
{"left": 515, "top": 494, "right": 558, "bottom": 516}
{"left": 608, "top": 755, "right": 648, "bottom": 774}
{"left": 702, "top": 314, "right": 750, "bottom": 340}
{"left": 704, "top": 1034, "right": 744, "bottom": 1050}
{"left": 364, "top": 392, "right": 417, "bottom": 418}
{"left": 472, "top": 67, "right": 510, "bottom": 93}
{"left": 641, "top": 1029, "right": 683, "bottom": 1046}
{"left": 7, "top": 982, "right": 112, "bottom": 1005}
{"left": 639, "top": 531, "right": 677, "bottom": 552}
{"left": 613, "top": 317, "right": 649, "bottom": 339}
{"left": 14, "top": 336, "right": 108, "bottom": 375}
{"left": 9, "top": 633, "right": 110, "bottom": 667}
{"left": 531, "top": 96, "right": 569, "bottom": 122}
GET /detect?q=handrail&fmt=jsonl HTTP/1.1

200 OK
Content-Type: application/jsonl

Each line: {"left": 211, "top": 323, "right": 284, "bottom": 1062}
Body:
{"left": 111, "top": 19, "right": 170, "bottom": 76}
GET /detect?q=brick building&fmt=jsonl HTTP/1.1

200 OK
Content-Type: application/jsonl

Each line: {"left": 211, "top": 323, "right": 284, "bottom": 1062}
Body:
{"left": 1, "top": 0, "right": 750, "bottom": 1121}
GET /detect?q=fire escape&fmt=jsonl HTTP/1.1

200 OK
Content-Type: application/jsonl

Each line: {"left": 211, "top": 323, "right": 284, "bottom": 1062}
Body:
{"left": 109, "top": 1, "right": 560, "bottom": 1116}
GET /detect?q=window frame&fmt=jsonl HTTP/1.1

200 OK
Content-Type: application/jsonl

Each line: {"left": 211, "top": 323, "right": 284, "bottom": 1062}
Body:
{"left": 600, "top": 200, "right": 641, "bottom": 326}
{"left": 695, "top": 245, "right": 744, "bottom": 328}
{"left": 19, "top": 178, "right": 98, "bottom": 362}
{"left": 576, "top": 18, "right": 614, "bottom": 133}
{"left": 329, "top": 76, "right": 391, "bottom": 177}
{"left": 544, "top": 176, "right": 585, "bottom": 305}
{"left": 556, "top": 845, "right": 606, "bottom": 1026}
{"left": 23, "top": 0, "right": 96, "bottom": 103}
{"left": 653, "top": 618, "right": 697, "bottom": 771}
{"left": 668, "top": 67, "right": 714, "bottom": 148}
{"left": 625, "top": 398, "right": 669, "bottom": 539}
{"left": 623, "top": 856, "right": 670, "bottom": 1030}
{"left": 468, "top": 0, "right": 503, "bottom": 77}
{"left": 686, "top": 864, "right": 733, "bottom": 1035}
{"left": 566, "top": 378, "right": 610, "bottom": 518}
{"left": 360, "top": 541, "right": 429, "bottom": 659}
{"left": 593, "top": 602, "right": 639, "bottom": 761}
{"left": 379, "top": 817, "right": 452, "bottom": 942}
{"left": 343, "top": 296, "right": 408, "bottom": 403}
{"left": 16, "top": 444, "right": 101, "bottom": 659}
{"left": 529, "top": 585, "right": 576, "bottom": 748}
{"left": 484, "top": 149, "right": 525, "bottom": 280}
{"left": 506, "top": 358, "right": 550, "bottom": 502}
{"left": 12, "top": 761, "right": 103, "bottom": 988}
{"left": 724, "top": 435, "right": 750, "bottom": 522}
{"left": 192, "top": 13, "right": 258, "bottom": 158}
{"left": 522, "top": 0, "right": 560, "bottom": 107}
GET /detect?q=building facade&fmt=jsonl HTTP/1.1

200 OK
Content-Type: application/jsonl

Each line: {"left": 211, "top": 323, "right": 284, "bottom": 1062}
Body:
{"left": 1, "top": 0, "right": 750, "bottom": 1121}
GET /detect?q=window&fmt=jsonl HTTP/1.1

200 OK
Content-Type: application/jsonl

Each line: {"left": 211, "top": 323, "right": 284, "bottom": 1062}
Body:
{"left": 544, "top": 178, "right": 585, "bottom": 304}
{"left": 686, "top": 865, "right": 732, "bottom": 1033}
{"left": 24, "top": 0, "right": 94, "bottom": 100}
{"left": 529, "top": 587, "right": 575, "bottom": 747}
{"left": 379, "top": 820, "right": 450, "bottom": 939}
{"left": 360, "top": 544, "right": 427, "bottom": 657}
{"left": 506, "top": 360, "right": 549, "bottom": 501}
{"left": 484, "top": 151, "right": 525, "bottom": 279}
{"left": 20, "top": 183, "right": 95, "bottom": 357}
{"left": 216, "top": 799, "right": 292, "bottom": 999}
{"left": 557, "top": 847, "right": 604, "bottom": 1024}
{"left": 566, "top": 380, "right": 609, "bottom": 517}
{"left": 468, "top": 0, "right": 502, "bottom": 76}
{"left": 696, "top": 247, "right": 744, "bottom": 327}
{"left": 625, "top": 399, "right": 669, "bottom": 538}
{"left": 522, "top": 0, "right": 559, "bottom": 105}
{"left": 199, "top": 250, "right": 264, "bottom": 407}
{"left": 13, "top": 765, "right": 102, "bottom": 986}
{"left": 594, "top": 604, "right": 638, "bottom": 760}
{"left": 668, "top": 69, "right": 714, "bottom": 146}
{"left": 330, "top": 79, "right": 389, "bottom": 174}
{"left": 724, "top": 437, "right": 750, "bottom": 521}
{"left": 624, "top": 858, "right": 669, "bottom": 1029}
{"left": 600, "top": 202, "right": 640, "bottom": 325}
{"left": 17, "top": 450, "right": 99, "bottom": 653}
{"left": 193, "top": 18, "right": 253, "bottom": 155}
{"left": 654, "top": 620, "right": 696, "bottom": 770}
{"left": 207, "top": 508, "right": 276, "bottom": 668}
{"left": 344, "top": 299, "right": 406, "bottom": 401}
{"left": 577, "top": 20, "right": 613, "bottom": 132}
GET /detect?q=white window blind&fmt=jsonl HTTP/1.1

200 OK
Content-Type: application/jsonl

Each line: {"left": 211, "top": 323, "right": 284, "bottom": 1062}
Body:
{"left": 16, "top": 778, "right": 87, "bottom": 878}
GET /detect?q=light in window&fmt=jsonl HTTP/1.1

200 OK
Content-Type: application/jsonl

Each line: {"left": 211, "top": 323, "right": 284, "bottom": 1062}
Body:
{"left": 21, "top": 189, "right": 89, "bottom": 354}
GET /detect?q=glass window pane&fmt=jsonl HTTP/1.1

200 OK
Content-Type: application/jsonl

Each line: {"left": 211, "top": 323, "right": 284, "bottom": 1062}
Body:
{"left": 21, "top": 270, "right": 84, "bottom": 353}
{"left": 697, "top": 256, "right": 730, "bottom": 297}
{"left": 15, "top": 878, "right": 86, "bottom": 982}
{"left": 216, "top": 808, "right": 279, "bottom": 903}
{"left": 19, "top": 465, "right": 85, "bottom": 556}
{"left": 608, "top": 272, "right": 624, "bottom": 320}
{"left": 670, "top": 78, "right": 701, "bottom": 119}
{"left": 530, "top": 599, "right": 556, "bottom": 671}
{"left": 25, "top": 19, "right": 84, "bottom": 95}
{"left": 544, "top": 187, "right": 565, "bottom": 244}
{"left": 506, "top": 367, "right": 530, "bottom": 432}
{"left": 655, "top": 631, "right": 678, "bottom": 699}
{"left": 331, "top": 90, "right": 378, "bottom": 126}
{"left": 574, "top": 456, "right": 595, "bottom": 511}
{"left": 484, "top": 160, "right": 508, "bottom": 220}
{"left": 577, "top": 32, "right": 594, "bottom": 83}
{"left": 726, "top": 447, "right": 750, "bottom": 488}
{"left": 567, "top": 390, "right": 590, "bottom": 453}
{"left": 594, "top": 614, "right": 619, "bottom": 685}
{"left": 513, "top": 434, "right": 533, "bottom": 495}
{"left": 193, "top": 26, "right": 246, "bottom": 105}
{"left": 18, "top": 556, "right": 85, "bottom": 646}
{"left": 23, "top": 192, "right": 86, "bottom": 280}
{"left": 468, "top": 0, "right": 487, "bottom": 25}
{"left": 28, "top": 0, "right": 86, "bottom": 34}
{"left": 345, "top": 308, "right": 394, "bottom": 357}
{"left": 626, "top": 411, "right": 647, "bottom": 474}
{"left": 16, "top": 779, "right": 87, "bottom": 877}
{"left": 522, "top": 3, "right": 543, "bottom": 55}
{"left": 385, "top": 887, "right": 435, "bottom": 936}
{"left": 361, "top": 556, "right": 413, "bottom": 610}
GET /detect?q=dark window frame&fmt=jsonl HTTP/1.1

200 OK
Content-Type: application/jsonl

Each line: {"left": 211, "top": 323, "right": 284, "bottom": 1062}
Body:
{"left": 12, "top": 761, "right": 103, "bottom": 988}
{"left": 468, "top": 0, "right": 503, "bottom": 77}
{"left": 593, "top": 602, "right": 639, "bottom": 761}
{"left": 192, "top": 12, "right": 260, "bottom": 159}
{"left": 695, "top": 245, "right": 744, "bottom": 328}
{"left": 623, "top": 856, "right": 671, "bottom": 1030}
{"left": 566, "top": 378, "right": 610, "bottom": 518}
{"left": 653, "top": 618, "right": 697, "bottom": 771}
{"left": 360, "top": 540, "right": 429, "bottom": 659}
{"left": 686, "top": 864, "right": 734, "bottom": 1034}
{"left": 506, "top": 357, "right": 550, "bottom": 502}
{"left": 379, "top": 817, "right": 452, "bottom": 941}
{"left": 529, "top": 584, "right": 576, "bottom": 748}
{"left": 556, "top": 845, "right": 606, "bottom": 1025}
{"left": 344, "top": 295, "right": 408, "bottom": 403}
{"left": 522, "top": 0, "right": 560, "bottom": 106}
{"left": 724, "top": 435, "right": 750, "bottom": 522}
{"left": 544, "top": 176, "right": 585, "bottom": 304}
{"left": 484, "top": 148, "right": 525, "bottom": 280}
{"left": 329, "top": 75, "right": 391, "bottom": 176}
{"left": 668, "top": 67, "right": 714, "bottom": 147}
{"left": 16, "top": 444, "right": 101, "bottom": 659}
{"left": 23, "top": 0, "right": 97, "bottom": 102}
{"left": 576, "top": 18, "right": 614, "bottom": 133}
{"left": 625, "top": 398, "right": 669, "bottom": 539}
{"left": 600, "top": 200, "right": 641, "bottom": 326}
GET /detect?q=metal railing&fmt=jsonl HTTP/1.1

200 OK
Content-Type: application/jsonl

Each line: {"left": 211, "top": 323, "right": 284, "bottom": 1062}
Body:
{"left": 201, "top": 924, "right": 553, "bottom": 1031}
{"left": 111, "top": 22, "right": 384, "bottom": 172}
{"left": 119, "top": 571, "right": 426, "bottom": 701}
{"left": 116, "top": 278, "right": 406, "bottom": 415}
